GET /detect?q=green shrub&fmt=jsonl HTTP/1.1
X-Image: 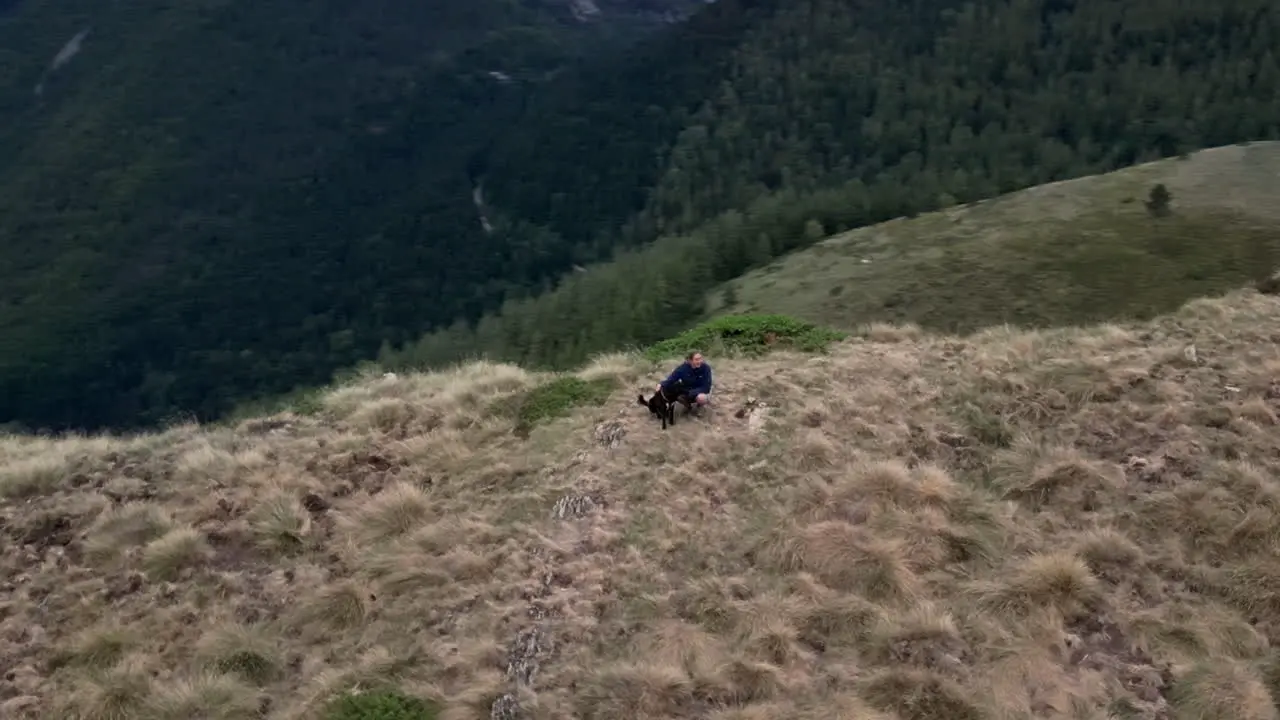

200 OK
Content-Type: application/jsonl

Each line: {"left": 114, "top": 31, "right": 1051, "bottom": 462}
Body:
{"left": 323, "top": 689, "right": 440, "bottom": 720}
{"left": 508, "top": 376, "right": 615, "bottom": 435}
{"left": 644, "top": 314, "right": 846, "bottom": 362}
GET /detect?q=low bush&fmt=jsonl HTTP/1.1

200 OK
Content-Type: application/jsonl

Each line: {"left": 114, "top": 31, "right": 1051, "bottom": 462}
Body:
{"left": 509, "top": 376, "right": 615, "bottom": 434}
{"left": 323, "top": 689, "right": 440, "bottom": 720}
{"left": 644, "top": 314, "right": 846, "bottom": 361}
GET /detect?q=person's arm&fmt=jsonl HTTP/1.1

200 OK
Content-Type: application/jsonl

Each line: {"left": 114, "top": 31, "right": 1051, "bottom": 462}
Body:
{"left": 692, "top": 364, "right": 712, "bottom": 395}
{"left": 659, "top": 363, "right": 684, "bottom": 390}
{"left": 665, "top": 364, "right": 686, "bottom": 386}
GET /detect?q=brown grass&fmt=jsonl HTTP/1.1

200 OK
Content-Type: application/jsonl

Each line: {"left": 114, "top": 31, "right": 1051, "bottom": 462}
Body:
{"left": 5, "top": 289, "right": 1280, "bottom": 718}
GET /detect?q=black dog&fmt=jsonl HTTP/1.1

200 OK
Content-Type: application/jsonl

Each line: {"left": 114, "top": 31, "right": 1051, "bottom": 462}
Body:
{"left": 638, "top": 383, "right": 685, "bottom": 430}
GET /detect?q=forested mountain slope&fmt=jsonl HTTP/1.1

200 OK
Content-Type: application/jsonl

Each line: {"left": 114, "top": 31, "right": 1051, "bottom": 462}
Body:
{"left": 385, "top": 0, "right": 1280, "bottom": 377}
{"left": 4, "top": 0, "right": 1280, "bottom": 433}
{"left": 380, "top": 142, "right": 1280, "bottom": 375}
{"left": 0, "top": 0, "right": 728, "bottom": 432}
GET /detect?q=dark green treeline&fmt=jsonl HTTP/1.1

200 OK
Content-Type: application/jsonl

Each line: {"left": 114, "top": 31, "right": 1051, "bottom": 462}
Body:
{"left": 383, "top": 0, "right": 1280, "bottom": 374}
{"left": 3, "top": 0, "right": 1280, "bottom": 430}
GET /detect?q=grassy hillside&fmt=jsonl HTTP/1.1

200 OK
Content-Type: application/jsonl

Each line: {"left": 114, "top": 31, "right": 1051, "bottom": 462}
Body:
{"left": 6, "top": 292, "right": 1280, "bottom": 718}
{"left": 714, "top": 141, "right": 1280, "bottom": 334}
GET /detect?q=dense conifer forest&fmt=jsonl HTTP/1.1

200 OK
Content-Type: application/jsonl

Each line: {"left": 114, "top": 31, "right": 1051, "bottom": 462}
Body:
{"left": 2, "top": 0, "right": 1279, "bottom": 431}
{"left": 383, "top": 0, "right": 1280, "bottom": 377}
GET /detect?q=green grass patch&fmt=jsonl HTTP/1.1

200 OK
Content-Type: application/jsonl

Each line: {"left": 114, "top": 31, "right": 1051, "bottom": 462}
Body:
{"left": 717, "top": 148, "right": 1280, "bottom": 337}
{"left": 215, "top": 648, "right": 280, "bottom": 685}
{"left": 953, "top": 400, "right": 1015, "bottom": 451}
{"left": 323, "top": 689, "right": 440, "bottom": 720}
{"left": 506, "top": 376, "right": 615, "bottom": 435}
{"left": 644, "top": 313, "right": 846, "bottom": 361}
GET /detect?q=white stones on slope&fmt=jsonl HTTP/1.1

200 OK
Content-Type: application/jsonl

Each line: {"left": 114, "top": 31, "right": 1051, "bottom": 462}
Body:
{"left": 592, "top": 420, "right": 626, "bottom": 449}
{"left": 734, "top": 397, "right": 771, "bottom": 434}
{"left": 504, "top": 626, "right": 550, "bottom": 687}
{"left": 489, "top": 693, "right": 520, "bottom": 720}
{"left": 489, "top": 434, "right": 611, "bottom": 718}
{"left": 551, "top": 493, "right": 601, "bottom": 519}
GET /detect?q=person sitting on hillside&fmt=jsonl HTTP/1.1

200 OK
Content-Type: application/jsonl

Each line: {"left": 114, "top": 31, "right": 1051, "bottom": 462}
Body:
{"left": 657, "top": 351, "right": 714, "bottom": 416}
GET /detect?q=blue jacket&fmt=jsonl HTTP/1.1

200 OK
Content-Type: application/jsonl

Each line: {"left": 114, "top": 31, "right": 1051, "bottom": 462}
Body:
{"left": 663, "top": 360, "right": 713, "bottom": 396}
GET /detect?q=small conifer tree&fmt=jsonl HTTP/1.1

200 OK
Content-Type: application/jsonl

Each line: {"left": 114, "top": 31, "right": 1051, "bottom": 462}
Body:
{"left": 1145, "top": 183, "right": 1172, "bottom": 216}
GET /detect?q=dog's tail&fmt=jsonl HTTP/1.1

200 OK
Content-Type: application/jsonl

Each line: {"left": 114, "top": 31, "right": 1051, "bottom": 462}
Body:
{"left": 636, "top": 394, "right": 648, "bottom": 406}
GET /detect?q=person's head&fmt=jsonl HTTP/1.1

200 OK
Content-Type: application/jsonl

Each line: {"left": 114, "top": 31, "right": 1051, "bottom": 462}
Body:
{"left": 686, "top": 350, "right": 704, "bottom": 368}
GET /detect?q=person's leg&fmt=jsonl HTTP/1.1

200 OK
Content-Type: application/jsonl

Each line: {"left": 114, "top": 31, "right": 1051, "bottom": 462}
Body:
{"left": 688, "top": 392, "right": 710, "bottom": 416}
{"left": 672, "top": 392, "right": 691, "bottom": 409}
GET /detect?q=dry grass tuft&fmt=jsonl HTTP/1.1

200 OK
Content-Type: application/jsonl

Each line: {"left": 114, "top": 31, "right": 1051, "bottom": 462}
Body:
{"left": 0, "top": 453, "right": 72, "bottom": 498}
{"left": 767, "top": 520, "right": 921, "bottom": 602}
{"left": 791, "top": 429, "right": 839, "bottom": 471}
{"left": 292, "top": 581, "right": 369, "bottom": 634}
{"left": 194, "top": 623, "right": 283, "bottom": 686}
{"left": 346, "top": 396, "right": 424, "bottom": 433}
{"left": 861, "top": 322, "right": 927, "bottom": 343}
{"left": 52, "top": 627, "right": 137, "bottom": 672}
{"left": 977, "top": 551, "right": 1101, "bottom": 618}
{"left": 1073, "top": 527, "right": 1146, "bottom": 581}
{"left": 990, "top": 438, "right": 1123, "bottom": 511}
{"left": 248, "top": 489, "right": 313, "bottom": 556}
{"left": 669, "top": 578, "right": 744, "bottom": 633}
{"left": 848, "top": 459, "right": 959, "bottom": 510}
{"left": 860, "top": 667, "right": 984, "bottom": 720}
{"left": 796, "top": 594, "right": 884, "bottom": 652}
{"left": 360, "top": 546, "right": 453, "bottom": 595}
{"left": 1168, "top": 659, "right": 1279, "bottom": 720}
{"left": 866, "top": 603, "right": 971, "bottom": 672}
{"left": 577, "top": 352, "right": 644, "bottom": 383}
{"left": 9, "top": 289, "right": 1280, "bottom": 718}
{"left": 641, "top": 619, "right": 732, "bottom": 676}
{"left": 141, "top": 526, "right": 213, "bottom": 581}
{"left": 576, "top": 662, "right": 698, "bottom": 718}
{"left": 339, "top": 480, "right": 432, "bottom": 544}
{"left": 172, "top": 437, "right": 265, "bottom": 484}
{"left": 147, "top": 672, "right": 265, "bottom": 719}
{"left": 59, "top": 655, "right": 154, "bottom": 720}
{"left": 722, "top": 658, "right": 786, "bottom": 703}
{"left": 83, "top": 502, "right": 173, "bottom": 563}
